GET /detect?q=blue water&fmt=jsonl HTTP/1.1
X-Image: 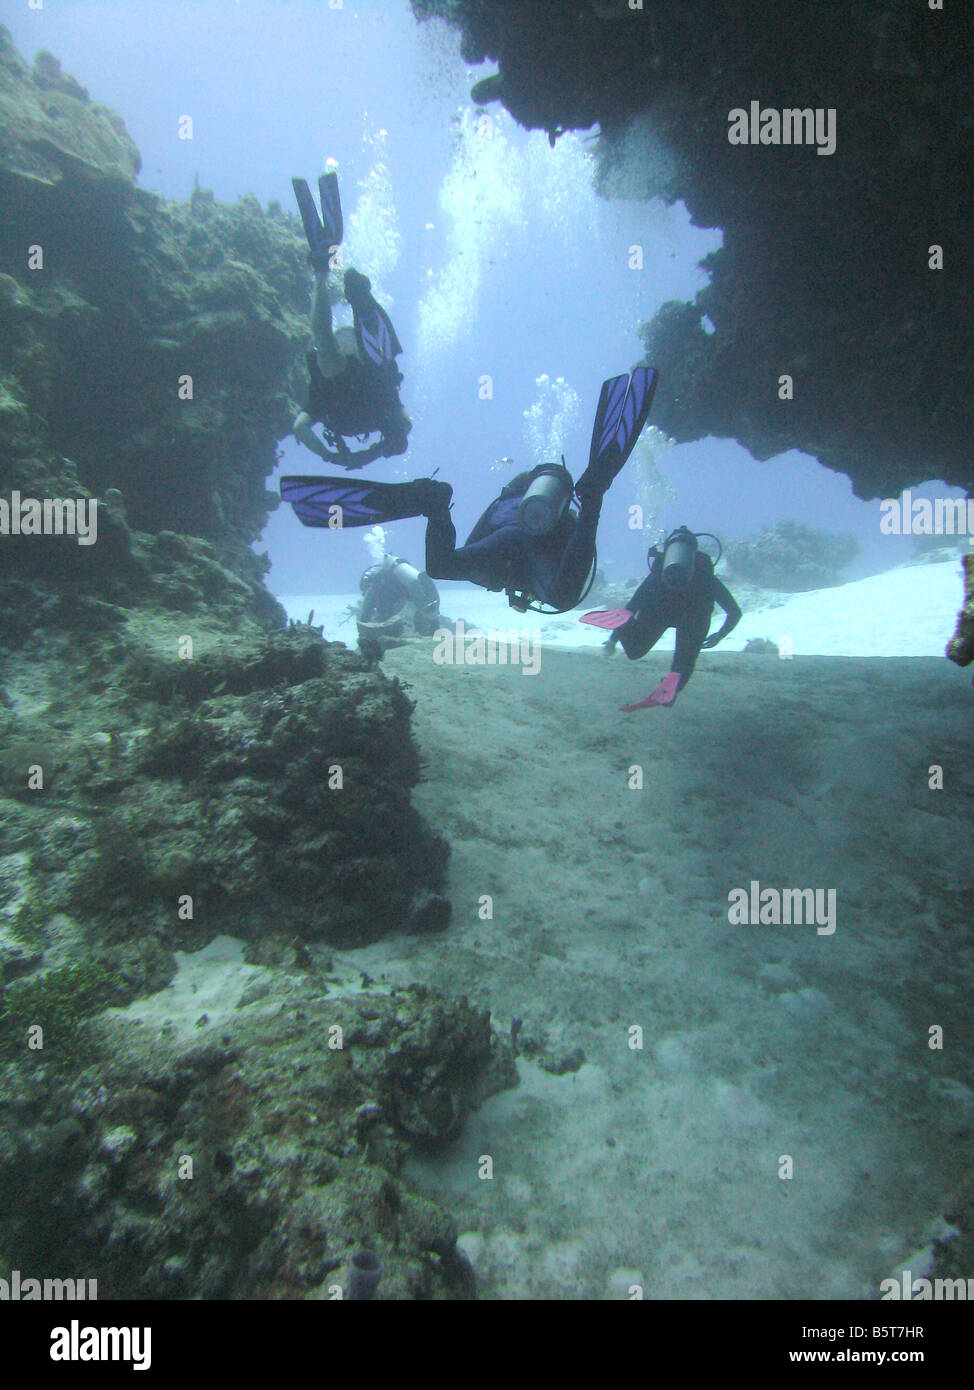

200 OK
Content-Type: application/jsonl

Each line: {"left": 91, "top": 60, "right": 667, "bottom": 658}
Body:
{"left": 6, "top": 0, "right": 962, "bottom": 601}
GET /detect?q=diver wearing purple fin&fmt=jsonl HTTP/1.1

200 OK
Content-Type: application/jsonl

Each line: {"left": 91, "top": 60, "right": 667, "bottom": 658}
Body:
{"left": 598, "top": 527, "right": 741, "bottom": 709}
{"left": 291, "top": 170, "right": 411, "bottom": 470}
{"left": 280, "top": 366, "right": 659, "bottom": 617}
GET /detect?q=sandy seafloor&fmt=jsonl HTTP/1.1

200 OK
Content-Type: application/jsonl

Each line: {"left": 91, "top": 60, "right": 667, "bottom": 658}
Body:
{"left": 178, "top": 560, "right": 973, "bottom": 1298}
{"left": 278, "top": 556, "right": 967, "bottom": 659}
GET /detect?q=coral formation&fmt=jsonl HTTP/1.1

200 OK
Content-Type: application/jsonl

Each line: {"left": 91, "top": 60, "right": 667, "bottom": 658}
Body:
{"left": 724, "top": 520, "right": 859, "bottom": 592}
{"left": 0, "top": 959, "right": 127, "bottom": 1063}
{"left": 0, "top": 971, "right": 515, "bottom": 1298}
{"left": 0, "top": 611, "right": 451, "bottom": 973}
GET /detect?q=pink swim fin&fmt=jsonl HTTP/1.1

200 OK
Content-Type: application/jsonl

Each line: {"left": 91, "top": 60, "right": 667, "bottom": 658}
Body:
{"left": 621, "top": 672, "right": 680, "bottom": 712}
{"left": 580, "top": 608, "right": 632, "bottom": 630}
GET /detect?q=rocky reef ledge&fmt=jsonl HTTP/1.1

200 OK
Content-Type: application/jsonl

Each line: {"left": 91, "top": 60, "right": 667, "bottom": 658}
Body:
{"left": 0, "top": 946, "right": 515, "bottom": 1299}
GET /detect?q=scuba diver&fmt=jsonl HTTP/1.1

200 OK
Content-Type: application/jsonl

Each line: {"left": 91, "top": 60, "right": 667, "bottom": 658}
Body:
{"left": 279, "top": 366, "right": 658, "bottom": 615}
{"left": 356, "top": 553, "right": 450, "bottom": 656}
{"left": 291, "top": 170, "right": 411, "bottom": 469}
{"left": 584, "top": 526, "right": 742, "bottom": 709}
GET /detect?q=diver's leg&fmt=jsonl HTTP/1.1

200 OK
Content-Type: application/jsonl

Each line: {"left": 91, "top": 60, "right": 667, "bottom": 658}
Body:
{"left": 546, "top": 499, "right": 601, "bottom": 609}
{"left": 672, "top": 612, "right": 711, "bottom": 689}
{"left": 294, "top": 172, "right": 345, "bottom": 377}
{"left": 310, "top": 272, "right": 345, "bottom": 378}
{"left": 626, "top": 576, "right": 657, "bottom": 613}
{"left": 425, "top": 505, "right": 524, "bottom": 589}
{"left": 424, "top": 499, "right": 465, "bottom": 580}
{"left": 617, "top": 610, "right": 668, "bottom": 662}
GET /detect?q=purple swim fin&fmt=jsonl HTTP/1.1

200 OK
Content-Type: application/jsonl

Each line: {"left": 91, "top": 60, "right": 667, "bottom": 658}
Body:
{"left": 580, "top": 608, "right": 632, "bottom": 630}
{"left": 621, "top": 672, "right": 680, "bottom": 712}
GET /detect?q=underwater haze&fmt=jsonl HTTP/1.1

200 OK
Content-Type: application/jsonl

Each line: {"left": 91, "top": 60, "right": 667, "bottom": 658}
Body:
{"left": 0, "top": 0, "right": 971, "bottom": 1328}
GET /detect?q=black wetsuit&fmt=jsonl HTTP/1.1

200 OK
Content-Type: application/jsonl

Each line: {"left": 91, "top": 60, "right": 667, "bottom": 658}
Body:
{"left": 617, "top": 553, "right": 741, "bottom": 688}
{"left": 305, "top": 351, "right": 410, "bottom": 455}
{"left": 424, "top": 489, "right": 600, "bottom": 611}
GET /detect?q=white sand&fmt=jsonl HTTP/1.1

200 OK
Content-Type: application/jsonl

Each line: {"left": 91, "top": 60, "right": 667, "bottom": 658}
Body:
{"left": 278, "top": 557, "right": 967, "bottom": 659}
{"left": 339, "top": 643, "right": 971, "bottom": 1300}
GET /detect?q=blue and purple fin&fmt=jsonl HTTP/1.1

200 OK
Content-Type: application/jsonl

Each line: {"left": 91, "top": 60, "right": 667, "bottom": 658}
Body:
{"left": 280, "top": 476, "right": 428, "bottom": 529}
{"left": 292, "top": 172, "right": 342, "bottom": 269}
{"left": 355, "top": 300, "right": 403, "bottom": 369}
{"left": 576, "top": 366, "right": 659, "bottom": 499}
{"left": 317, "top": 172, "right": 343, "bottom": 245}
{"left": 344, "top": 270, "right": 403, "bottom": 368}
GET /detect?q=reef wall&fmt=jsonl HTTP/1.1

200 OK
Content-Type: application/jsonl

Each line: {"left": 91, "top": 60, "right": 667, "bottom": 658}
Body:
{"left": 0, "top": 26, "right": 453, "bottom": 966}
{"left": 0, "top": 26, "right": 309, "bottom": 549}
{"left": 414, "top": 0, "right": 972, "bottom": 502}
{"left": 0, "top": 29, "right": 495, "bottom": 1298}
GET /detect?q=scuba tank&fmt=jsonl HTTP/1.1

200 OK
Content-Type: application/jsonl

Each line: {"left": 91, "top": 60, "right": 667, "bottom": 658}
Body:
{"left": 358, "top": 555, "right": 441, "bottom": 640}
{"left": 387, "top": 558, "right": 441, "bottom": 634}
{"left": 660, "top": 526, "right": 699, "bottom": 589}
{"left": 655, "top": 527, "right": 724, "bottom": 589}
{"left": 465, "top": 461, "right": 596, "bottom": 615}
{"left": 384, "top": 556, "right": 424, "bottom": 597}
{"left": 517, "top": 462, "right": 575, "bottom": 537}
{"left": 513, "top": 460, "right": 595, "bottom": 612}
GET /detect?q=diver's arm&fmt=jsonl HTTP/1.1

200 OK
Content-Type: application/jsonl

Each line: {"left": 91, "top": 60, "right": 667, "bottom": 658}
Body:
{"left": 337, "top": 424, "right": 409, "bottom": 469}
{"left": 294, "top": 411, "right": 343, "bottom": 464}
{"left": 702, "top": 580, "right": 742, "bottom": 646}
{"left": 335, "top": 438, "right": 387, "bottom": 471}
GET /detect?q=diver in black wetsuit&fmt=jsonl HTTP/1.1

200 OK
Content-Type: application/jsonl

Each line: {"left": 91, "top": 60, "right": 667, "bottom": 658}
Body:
{"left": 279, "top": 366, "right": 659, "bottom": 614}
{"left": 291, "top": 171, "right": 411, "bottom": 470}
{"left": 608, "top": 526, "right": 742, "bottom": 707}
